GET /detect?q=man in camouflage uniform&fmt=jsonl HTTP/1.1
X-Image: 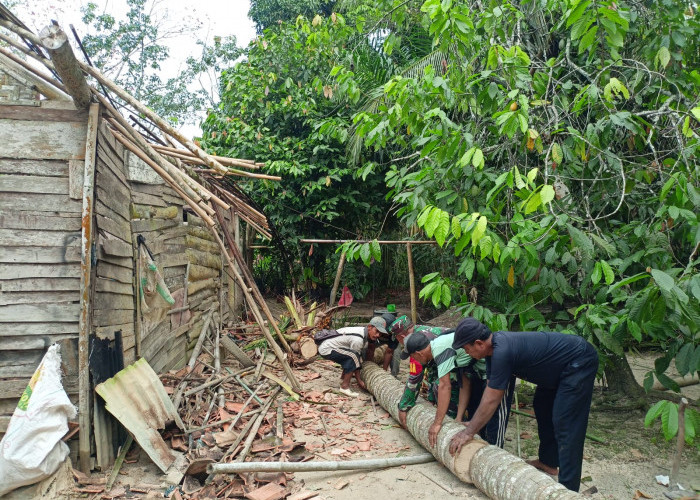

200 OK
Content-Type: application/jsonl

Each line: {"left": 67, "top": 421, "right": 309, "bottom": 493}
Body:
{"left": 392, "top": 316, "right": 512, "bottom": 448}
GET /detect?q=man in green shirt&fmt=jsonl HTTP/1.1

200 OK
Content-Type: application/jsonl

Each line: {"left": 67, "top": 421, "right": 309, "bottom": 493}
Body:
{"left": 401, "top": 330, "right": 512, "bottom": 448}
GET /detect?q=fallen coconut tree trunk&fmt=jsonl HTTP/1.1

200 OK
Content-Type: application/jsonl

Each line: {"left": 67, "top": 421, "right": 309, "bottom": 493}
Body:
{"left": 208, "top": 452, "right": 435, "bottom": 474}
{"left": 361, "top": 362, "right": 583, "bottom": 499}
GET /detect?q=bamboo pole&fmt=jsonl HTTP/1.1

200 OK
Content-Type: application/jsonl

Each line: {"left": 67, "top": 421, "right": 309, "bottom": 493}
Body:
{"left": 329, "top": 251, "right": 346, "bottom": 307}
{"left": 39, "top": 23, "right": 92, "bottom": 110}
{"left": 110, "top": 129, "right": 216, "bottom": 227}
{"left": 152, "top": 145, "right": 263, "bottom": 170}
{"left": 155, "top": 149, "right": 281, "bottom": 180}
{"left": 214, "top": 206, "right": 293, "bottom": 356}
{"left": 77, "top": 103, "right": 100, "bottom": 473}
{"left": 406, "top": 243, "right": 417, "bottom": 324}
{"left": 210, "top": 229, "right": 301, "bottom": 392}
{"left": 210, "top": 453, "right": 436, "bottom": 474}
{"left": 361, "top": 363, "right": 583, "bottom": 499}
{"left": 300, "top": 239, "right": 438, "bottom": 245}
{"left": 172, "top": 306, "right": 216, "bottom": 408}
{"left": 235, "top": 387, "right": 282, "bottom": 463}
{"left": 101, "top": 107, "right": 224, "bottom": 214}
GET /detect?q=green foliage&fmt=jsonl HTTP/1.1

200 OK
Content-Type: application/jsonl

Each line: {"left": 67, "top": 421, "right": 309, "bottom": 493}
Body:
{"left": 323, "top": 0, "right": 699, "bottom": 393}
{"left": 645, "top": 400, "right": 700, "bottom": 447}
{"left": 249, "top": 0, "right": 337, "bottom": 32}
{"left": 338, "top": 239, "right": 382, "bottom": 267}
{"left": 80, "top": 0, "right": 241, "bottom": 125}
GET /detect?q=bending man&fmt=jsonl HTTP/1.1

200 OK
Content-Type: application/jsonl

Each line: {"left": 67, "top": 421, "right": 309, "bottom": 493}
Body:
{"left": 449, "top": 318, "right": 598, "bottom": 492}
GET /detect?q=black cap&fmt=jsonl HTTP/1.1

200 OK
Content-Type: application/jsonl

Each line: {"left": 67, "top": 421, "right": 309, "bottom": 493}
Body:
{"left": 400, "top": 331, "right": 431, "bottom": 360}
{"left": 452, "top": 318, "right": 491, "bottom": 350}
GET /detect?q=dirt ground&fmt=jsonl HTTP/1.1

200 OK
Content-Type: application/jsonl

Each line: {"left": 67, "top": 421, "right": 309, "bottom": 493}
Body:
{"left": 17, "top": 301, "right": 699, "bottom": 500}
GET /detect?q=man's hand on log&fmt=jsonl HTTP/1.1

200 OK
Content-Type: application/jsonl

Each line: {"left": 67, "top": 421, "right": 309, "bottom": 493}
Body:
{"left": 357, "top": 379, "right": 367, "bottom": 390}
{"left": 398, "top": 410, "right": 408, "bottom": 429}
{"left": 449, "top": 428, "right": 474, "bottom": 455}
{"left": 428, "top": 421, "right": 442, "bottom": 447}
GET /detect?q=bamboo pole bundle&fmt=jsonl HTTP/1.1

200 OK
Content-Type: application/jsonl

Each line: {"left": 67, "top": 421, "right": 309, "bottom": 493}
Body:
{"left": 361, "top": 363, "right": 582, "bottom": 500}
{"left": 155, "top": 149, "right": 281, "bottom": 180}
{"left": 110, "top": 129, "right": 215, "bottom": 227}
{"left": 102, "top": 108, "right": 225, "bottom": 213}
{"left": 152, "top": 144, "right": 264, "bottom": 170}
{"left": 0, "top": 46, "right": 70, "bottom": 100}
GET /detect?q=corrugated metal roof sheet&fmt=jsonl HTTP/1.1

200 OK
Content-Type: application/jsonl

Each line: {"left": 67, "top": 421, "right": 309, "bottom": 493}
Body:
{"left": 95, "top": 358, "right": 184, "bottom": 473}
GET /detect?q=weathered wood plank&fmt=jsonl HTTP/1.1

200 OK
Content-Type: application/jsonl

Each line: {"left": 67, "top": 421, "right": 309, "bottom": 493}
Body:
{"left": 96, "top": 252, "right": 132, "bottom": 269}
{"left": 0, "top": 193, "right": 81, "bottom": 213}
{"left": 0, "top": 322, "right": 79, "bottom": 336}
{"left": 130, "top": 190, "right": 167, "bottom": 208}
{"left": 92, "top": 308, "right": 133, "bottom": 327}
{"left": 96, "top": 161, "right": 130, "bottom": 197}
{"left": 95, "top": 211, "right": 132, "bottom": 243}
{"left": 0, "top": 119, "right": 87, "bottom": 160}
{"left": 0, "top": 105, "right": 87, "bottom": 122}
{"left": 68, "top": 159, "right": 84, "bottom": 199}
{"left": 0, "top": 159, "right": 68, "bottom": 176}
{"left": 0, "top": 290, "right": 78, "bottom": 306}
{"left": 0, "top": 211, "right": 81, "bottom": 231}
{"left": 0, "top": 303, "right": 80, "bottom": 322}
{"left": 98, "top": 123, "right": 123, "bottom": 160}
{"left": 96, "top": 260, "right": 133, "bottom": 284}
{"left": 0, "top": 377, "right": 79, "bottom": 403}
{"left": 0, "top": 263, "right": 79, "bottom": 279}
{"left": 95, "top": 323, "right": 134, "bottom": 340}
{"left": 185, "top": 249, "right": 222, "bottom": 270}
{"left": 158, "top": 253, "right": 189, "bottom": 268}
{"left": 0, "top": 333, "right": 77, "bottom": 350}
{"left": 131, "top": 218, "right": 180, "bottom": 233}
{"left": 96, "top": 184, "right": 130, "bottom": 221}
{"left": 186, "top": 224, "right": 216, "bottom": 242}
{"left": 0, "top": 229, "right": 81, "bottom": 247}
{"left": 0, "top": 277, "right": 80, "bottom": 292}
{"left": 0, "top": 174, "right": 70, "bottom": 194}
{"left": 0, "top": 245, "right": 80, "bottom": 264}
{"left": 93, "top": 292, "right": 134, "bottom": 311}
{"left": 96, "top": 144, "right": 128, "bottom": 186}
{"left": 94, "top": 277, "right": 133, "bottom": 295}
{"left": 99, "top": 234, "right": 133, "bottom": 257}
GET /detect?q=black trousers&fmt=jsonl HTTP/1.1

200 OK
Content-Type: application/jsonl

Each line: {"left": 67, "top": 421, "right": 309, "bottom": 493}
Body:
{"left": 533, "top": 342, "right": 598, "bottom": 492}
{"left": 468, "top": 375, "right": 515, "bottom": 448}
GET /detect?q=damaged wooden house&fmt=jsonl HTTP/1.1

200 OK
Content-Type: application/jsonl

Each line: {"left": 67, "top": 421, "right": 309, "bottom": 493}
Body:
{"left": 0, "top": 7, "right": 298, "bottom": 475}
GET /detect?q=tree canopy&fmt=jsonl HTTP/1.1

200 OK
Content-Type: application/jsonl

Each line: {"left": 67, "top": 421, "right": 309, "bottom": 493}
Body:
{"left": 200, "top": 0, "right": 699, "bottom": 397}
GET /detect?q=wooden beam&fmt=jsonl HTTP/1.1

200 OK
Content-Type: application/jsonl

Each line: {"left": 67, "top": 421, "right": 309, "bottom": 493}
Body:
{"left": 407, "top": 243, "right": 417, "bottom": 324}
{"left": 329, "top": 251, "right": 346, "bottom": 308}
{"left": 78, "top": 102, "right": 100, "bottom": 473}
{"left": 39, "top": 23, "right": 92, "bottom": 110}
{"left": 299, "top": 239, "right": 438, "bottom": 245}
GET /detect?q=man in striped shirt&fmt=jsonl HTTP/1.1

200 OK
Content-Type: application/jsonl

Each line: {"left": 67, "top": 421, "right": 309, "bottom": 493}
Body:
{"left": 401, "top": 329, "right": 514, "bottom": 448}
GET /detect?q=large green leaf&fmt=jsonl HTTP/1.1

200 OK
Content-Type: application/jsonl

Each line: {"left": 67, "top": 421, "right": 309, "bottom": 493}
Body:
{"left": 645, "top": 400, "right": 667, "bottom": 427}
{"left": 650, "top": 269, "right": 674, "bottom": 292}
{"left": 661, "top": 402, "right": 679, "bottom": 441}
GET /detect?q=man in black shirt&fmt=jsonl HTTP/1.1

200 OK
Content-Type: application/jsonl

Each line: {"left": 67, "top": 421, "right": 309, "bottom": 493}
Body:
{"left": 448, "top": 318, "right": 598, "bottom": 492}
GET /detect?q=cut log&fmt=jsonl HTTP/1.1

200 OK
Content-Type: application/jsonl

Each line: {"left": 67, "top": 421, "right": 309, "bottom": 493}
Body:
{"left": 39, "top": 24, "right": 92, "bottom": 110}
{"left": 298, "top": 336, "right": 318, "bottom": 359}
{"left": 361, "top": 363, "right": 583, "bottom": 499}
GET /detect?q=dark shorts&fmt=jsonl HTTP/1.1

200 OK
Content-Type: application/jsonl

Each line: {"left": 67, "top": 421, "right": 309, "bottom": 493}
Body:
{"left": 321, "top": 349, "right": 360, "bottom": 374}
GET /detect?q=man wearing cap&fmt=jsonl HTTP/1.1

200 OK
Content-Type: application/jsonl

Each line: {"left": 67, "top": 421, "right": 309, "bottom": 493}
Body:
{"left": 448, "top": 318, "right": 598, "bottom": 492}
{"left": 401, "top": 329, "right": 511, "bottom": 448}
{"left": 364, "top": 312, "right": 397, "bottom": 371}
{"left": 318, "top": 316, "right": 386, "bottom": 397}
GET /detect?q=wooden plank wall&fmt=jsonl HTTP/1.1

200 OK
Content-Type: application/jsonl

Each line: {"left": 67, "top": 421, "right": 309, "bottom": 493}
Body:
{"left": 93, "top": 123, "right": 136, "bottom": 364}
{"left": 0, "top": 104, "right": 87, "bottom": 430}
{"left": 129, "top": 179, "right": 223, "bottom": 374}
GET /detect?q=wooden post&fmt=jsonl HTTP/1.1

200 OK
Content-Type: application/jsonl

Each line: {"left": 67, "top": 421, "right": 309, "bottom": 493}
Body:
{"left": 361, "top": 363, "right": 583, "bottom": 499}
{"left": 231, "top": 211, "right": 243, "bottom": 317}
{"left": 407, "top": 243, "right": 417, "bottom": 324}
{"left": 329, "top": 251, "right": 346, "bottom": 307}
{"left": 39, "top": 23, "right": 92, "bottom": 110}
{"left": 78, "top": 103, "right": 100, "bottom": 473}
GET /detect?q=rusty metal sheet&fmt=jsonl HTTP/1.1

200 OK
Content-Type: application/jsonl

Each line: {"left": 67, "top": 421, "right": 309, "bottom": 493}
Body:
{"left": 95, "top": 358, "right": 184, "bottom": 473}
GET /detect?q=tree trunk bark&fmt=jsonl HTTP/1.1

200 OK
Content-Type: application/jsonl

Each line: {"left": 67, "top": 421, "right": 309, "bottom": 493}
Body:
{"left": 361, "top": 363, "right": 583, "bottom": 499}
{"left": 604, "top": 354, "right": 645, "bottom": 401}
